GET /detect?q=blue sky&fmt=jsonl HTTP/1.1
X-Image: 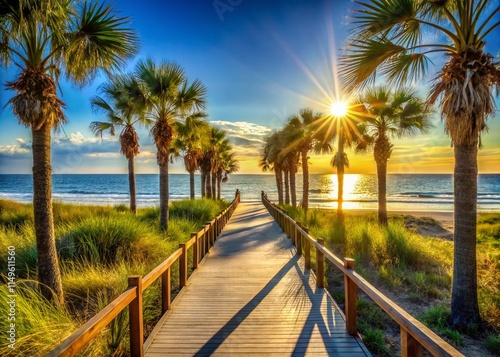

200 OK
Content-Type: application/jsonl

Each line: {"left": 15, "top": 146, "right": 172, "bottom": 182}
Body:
{"left": 1, "top": 0, "right": 499, "bottom": 174}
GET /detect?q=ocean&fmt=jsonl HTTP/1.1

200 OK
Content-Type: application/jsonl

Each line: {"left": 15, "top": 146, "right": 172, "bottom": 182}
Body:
{"left": 0, "top": 174, "right": 499, "bottom": 212}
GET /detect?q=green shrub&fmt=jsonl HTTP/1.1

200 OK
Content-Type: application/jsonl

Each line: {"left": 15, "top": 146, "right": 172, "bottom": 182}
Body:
{"left": 58, "top": 216, "right": 151, "bottom": 265}
{"left": 169, "top": 198, "right": 228, "bottom": 224}
{"left": 486, "top": 335, "right": 500, "bottom": 355}
{"left": 360, "top": 327, "right": 391, "bottom": 356}
{"left": 421, "top": 305, "right": 464, "bottom": 346}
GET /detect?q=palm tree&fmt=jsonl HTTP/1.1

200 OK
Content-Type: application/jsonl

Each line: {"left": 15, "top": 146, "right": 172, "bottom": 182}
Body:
{"left": 340, "top": 0, "right": 500, "bottom": 328}
{"left": 330, "top": 127, "right": 350, "bottom": 219}
{"left": 171, "top": 114, "right": 210, "bottom": 199}
{"left": 90, "top": 75, "right": 147, "bottom": 214}
{"left": 216, "top": 150, "right": 239, "bottom": 200}
{"left": 284, "top": 109, "right": 332, "bottom": 212}
{"left": 137, "top": 59, "right": 206, "bottom": 230}
{"left": 1, "top": 0, "right": 138, "bottom": 303}
{"left": 356, "top": 87, "right": 432, "bottom": 225}
{"left": 203, "top": 127, "right": 231, "bottom": 200}
{"left": 199, "top": 128, "right": 221, "bottom": 199}
{"left": 260, "top": 131, "right": 285, "bottom": 205}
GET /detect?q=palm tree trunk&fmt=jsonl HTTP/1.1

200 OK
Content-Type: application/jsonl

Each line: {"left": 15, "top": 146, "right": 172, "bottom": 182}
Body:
{"left": 189, "top": 170, "right": 195, "bottom": 199}
{"left": 211, "top": 172, "right": 216, "bottom": 199}
{"left": 290, "top": 166, "right": 297, "bottom": 207}
{"left": 376, "top": 161, "right": 388, "bottom": 225}
{"left": 275, "top": 168, "right": 283, "bottom": 205}
{"left": 301, "top": 149, "right": 309, "bottom": 212}
{"left": 217, "top": 172, "right": 222, "bottom": 200}
{"left": 201, "top": 170, "right": 206, "bottom": 198}
{"left": 128, "top": 157, "right": 137, "bottom": 214}
{"left": 337, "top": 131, "right": 345, "bottom": 219}
{"left": 32, "top": 124, "right": 64, "bottom": 303}
{"left": 284, "top": 169, "right": 290, "bottom": 205}
{"left": 159, "top": 162, "right": 169, "bottom": 231}
{"left": 206, "top": 172, "right": 212, "bottom": 199}
{"left": 451, "top": 143, "right": 481, "bottom": 328}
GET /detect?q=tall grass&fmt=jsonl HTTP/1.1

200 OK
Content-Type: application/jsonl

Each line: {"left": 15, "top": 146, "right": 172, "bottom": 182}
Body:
{"left": 0, "top": 198, "right": 229, "bottom": 356}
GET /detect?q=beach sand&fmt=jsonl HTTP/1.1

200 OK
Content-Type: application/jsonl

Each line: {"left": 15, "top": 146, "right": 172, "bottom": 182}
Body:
{"left": 327, "top": 208, "right": 456, "bottom": 240}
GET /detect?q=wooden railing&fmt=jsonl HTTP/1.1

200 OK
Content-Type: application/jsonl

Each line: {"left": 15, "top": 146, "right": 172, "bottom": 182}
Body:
{"left": 48, "top": 190, "right": 241, "bottom": 357}
{"left": 261, "top": 191, "right": 463, "bottom": 357}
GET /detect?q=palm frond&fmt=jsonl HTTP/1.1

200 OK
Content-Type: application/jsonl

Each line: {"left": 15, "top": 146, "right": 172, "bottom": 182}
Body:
{"left": 330, "top": 152, "right": 349, "bottom": 169}
{"left": 351, "top": 0, "right": 417, "bottom": 40}
{"left": 340, "top": 36, "right": 405, "bottom": 91}
{"left": 89, "top": 121, "right": 115, "bottom": 137}
{"left": 176, "top": 79, "right": 207, "bottom": 114}
{"left": 381, "top": 52, "right": 430, "bottom": 86}
{"left": 64, "top": 1, "right": 139, "bottom": 84}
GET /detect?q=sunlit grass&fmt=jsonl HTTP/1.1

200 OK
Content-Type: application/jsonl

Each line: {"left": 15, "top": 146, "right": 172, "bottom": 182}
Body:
{"left": 0, "top": 198, "right": 229, "bottom": 356}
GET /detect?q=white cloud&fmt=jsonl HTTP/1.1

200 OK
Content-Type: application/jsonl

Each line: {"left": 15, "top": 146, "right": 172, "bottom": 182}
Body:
{"left": 209, "top": 120, "right": 272, "bottom": 158}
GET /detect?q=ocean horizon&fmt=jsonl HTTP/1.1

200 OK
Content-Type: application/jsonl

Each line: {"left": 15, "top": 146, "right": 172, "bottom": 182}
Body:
{"left": 1, "top": 173, "right": 499, "bottom": 212}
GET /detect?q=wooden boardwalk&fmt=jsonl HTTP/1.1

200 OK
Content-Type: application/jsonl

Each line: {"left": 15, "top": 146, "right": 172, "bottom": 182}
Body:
{"left": 145, "top": 202, "right": 370, "bottom": 356}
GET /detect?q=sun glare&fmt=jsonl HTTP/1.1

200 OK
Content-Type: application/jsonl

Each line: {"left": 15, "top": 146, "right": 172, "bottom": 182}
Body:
{"left": 330, "top": 102, "right": 348, "bottom": 117}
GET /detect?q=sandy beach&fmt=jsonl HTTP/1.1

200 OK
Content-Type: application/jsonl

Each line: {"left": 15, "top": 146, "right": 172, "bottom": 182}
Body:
{"left": 320, "top": 208, "right": 456, "bottom": 239}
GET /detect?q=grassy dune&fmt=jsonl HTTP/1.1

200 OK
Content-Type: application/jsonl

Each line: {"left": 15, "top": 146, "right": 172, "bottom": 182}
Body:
{"left": 283, "top": 206, "right": 500, "bottom": 356}
{"left": 0, "top": 198, "right": 229, "bottom": 356}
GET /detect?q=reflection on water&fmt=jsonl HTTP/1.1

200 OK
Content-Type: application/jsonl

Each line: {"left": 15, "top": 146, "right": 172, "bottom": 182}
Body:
{"left": 317, "top": 174, "right": 376, "bottom": 209}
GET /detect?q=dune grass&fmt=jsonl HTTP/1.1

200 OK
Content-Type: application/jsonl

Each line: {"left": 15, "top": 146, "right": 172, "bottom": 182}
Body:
{"left": 0, "top": 198, "right": 229, "bottom": 356}
{"left": 283, "top": 205, "right": 500, "bottom": 355}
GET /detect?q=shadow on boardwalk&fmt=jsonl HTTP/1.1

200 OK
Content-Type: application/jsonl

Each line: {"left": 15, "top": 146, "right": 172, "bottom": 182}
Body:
{"left": 145, "top": 202, "right": 369, "bottom": 356}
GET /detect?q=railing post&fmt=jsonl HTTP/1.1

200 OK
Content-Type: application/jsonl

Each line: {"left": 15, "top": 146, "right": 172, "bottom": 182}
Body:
{"left": 304, "top": 226, "right": 311, "bottom": 269}
{"left": 191, "top": 232, "right": 199, "bottom": 270}
{"left": 204, "top": 221, "right": 211, "bottom": 253}
{"left": 291, "top": 222, "right": 296, "bottom": 246}
{"left": 316, "top": 238, "right": 325, "bottom": 288}
{"left": 296, "top": 223, "right": 303, "bottom": 256}
{"left": 128, "top": 275, "right": 144, "bottom": 357}
{"left": 284, "top": 211, "right": 289, "bottom": 236}
{"left": 210, "top": 221, "right": 215, "bottom": 247}
{"left": 401, "top": 327, "right": 423, "bottom": 357}
{"left": 161, "top": 267, "right": 171, "bottom": 314}
{"left": 344, "top": 258, "right": 357, "bottom": 336}
{"left": 179, "top": 243, "right": 188, "bottom": 287}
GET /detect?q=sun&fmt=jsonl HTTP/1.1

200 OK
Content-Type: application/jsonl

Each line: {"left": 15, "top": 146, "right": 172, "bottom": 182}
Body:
{"left": 330, "top": 102, "right": 348, "bottom": 117}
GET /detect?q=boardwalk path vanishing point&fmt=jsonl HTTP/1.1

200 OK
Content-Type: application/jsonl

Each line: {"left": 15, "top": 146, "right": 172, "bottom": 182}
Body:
{"left": 145, "top": 201, "right": 370, "bottom": 356}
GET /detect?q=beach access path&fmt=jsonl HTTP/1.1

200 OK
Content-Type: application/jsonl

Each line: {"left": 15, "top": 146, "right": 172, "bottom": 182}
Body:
{"left": 144, "top": 202, "right": 370, "bottom": 356}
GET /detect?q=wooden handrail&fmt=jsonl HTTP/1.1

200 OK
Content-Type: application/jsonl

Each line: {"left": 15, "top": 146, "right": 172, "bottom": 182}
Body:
{"left": 261, "top": 191, "right": 463, "bottom": 357}
{"left": 47, "top": 288, "right": 137, "bottom": 357}
{"left": 142, "top": 248, "right": 183, "bottom": 290}
{"left": 49, "top": 190, "right": 241, "bottom": 357}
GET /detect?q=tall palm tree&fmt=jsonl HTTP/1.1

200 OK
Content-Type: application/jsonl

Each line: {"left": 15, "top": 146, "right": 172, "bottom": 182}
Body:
{"left": 340, "top": 0, "right": 500, "bottom": 328}
{"left": 1, "top": 0, "right": 138, "bottom": 303}
{"left": 171, "top": 114, "right": 210, "bottom": 199}
{"left": 137, "top": 59, "right": 206, "bottom": 230}
{"left": 89, "top": 75, "right": 147, "bottom": 214}
{"left": 356, "top": 87, "right": 432, "bottom": 225}
{"left": 284, "top": 109, "right": 332, "bottom": 212}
